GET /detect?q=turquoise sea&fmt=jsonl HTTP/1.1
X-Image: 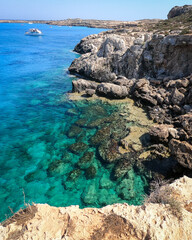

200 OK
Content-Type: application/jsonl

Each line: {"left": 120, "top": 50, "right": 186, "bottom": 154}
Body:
{"left": 0, "top": 23, "right": 150, "bottom": 222}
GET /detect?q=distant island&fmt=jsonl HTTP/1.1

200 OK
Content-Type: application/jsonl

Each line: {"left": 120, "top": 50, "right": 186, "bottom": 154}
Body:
{"left": 0, "top": 18, "right": 160, "bottom": 29}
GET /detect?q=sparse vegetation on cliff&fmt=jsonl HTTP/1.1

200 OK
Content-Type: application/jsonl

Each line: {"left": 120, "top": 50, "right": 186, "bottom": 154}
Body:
{"left": 149, "top": 10, "right": 192, "bottom": 34}
{"left": 145, "top": 179, "right": 183, "bottom": 220}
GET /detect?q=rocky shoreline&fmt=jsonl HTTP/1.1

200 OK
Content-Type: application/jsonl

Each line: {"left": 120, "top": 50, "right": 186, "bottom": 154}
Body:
{"left": 68, "top": 20, "right": 192, "bottom": 178}
{"left": 1, "top": 5, "right": 192, "bottom": 240}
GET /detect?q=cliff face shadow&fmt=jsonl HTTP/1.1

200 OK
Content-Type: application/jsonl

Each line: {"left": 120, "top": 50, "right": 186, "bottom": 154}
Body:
{"left": 90, "top": 214, "right": 151, "bottom": 240}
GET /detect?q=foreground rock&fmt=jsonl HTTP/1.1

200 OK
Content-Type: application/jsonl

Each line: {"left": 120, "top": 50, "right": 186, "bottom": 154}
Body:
{"left": 1, "top": 176, "right": 192, "bottom": 240}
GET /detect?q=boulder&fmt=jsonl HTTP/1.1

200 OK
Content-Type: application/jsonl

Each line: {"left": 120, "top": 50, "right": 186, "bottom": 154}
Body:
{"left": 169, "top": 139, "right": 192, "bottom": 169}
{"left": 171, "top": 88, "right": 185, "bottom": 106}
{"left": 96, "top": 83, "right": 128, "bottom": 99}
{"left": 178, "top": 114, "right": 192, "bottom": 135}
{"left": 86, "top": 89, "right": 95, "bottom": 97}
{"left": 166, "top": 78, "right": 189, "bottom": 88}
{"left": 72, "top": 79, "right": 98, "bottom": 93}
{"left": 134, "top": 78, "right": 149, "bottom": 90}
{"left": 149, "top": 124, "right": 177, "bottom": 142}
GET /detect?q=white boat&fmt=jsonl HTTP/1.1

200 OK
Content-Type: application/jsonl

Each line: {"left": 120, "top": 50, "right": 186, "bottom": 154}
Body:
{"left": 28, "top": 22, "right": 33, "bottom": 24}
{"left": 25, "top": 28, "right": 42, "bottom": 36}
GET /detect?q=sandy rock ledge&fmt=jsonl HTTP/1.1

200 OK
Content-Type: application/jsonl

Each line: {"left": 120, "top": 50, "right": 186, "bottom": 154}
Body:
{"left": 0, "top": 176, "right": 192, "bottom": 240}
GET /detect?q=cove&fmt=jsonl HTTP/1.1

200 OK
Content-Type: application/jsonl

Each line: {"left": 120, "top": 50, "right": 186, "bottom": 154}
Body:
{"left": 0, "top": 23, "right": 152, "bottom": 222}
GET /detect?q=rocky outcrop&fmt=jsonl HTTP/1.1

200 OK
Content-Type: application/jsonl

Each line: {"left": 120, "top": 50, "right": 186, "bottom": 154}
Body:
{"left": 69, "top": 33, "right": 192, "bottom": 80}
{"left": 169, "top": 139, "right": 192, "bottom": 169}
{"left": 168, "top": 5, "right": 192, "bottom": 19}
{"left": 1, "top": 176, "right": 192, "bottom": 240}
{"left": 69, "top": 28, "right": 192, "bottom": 172}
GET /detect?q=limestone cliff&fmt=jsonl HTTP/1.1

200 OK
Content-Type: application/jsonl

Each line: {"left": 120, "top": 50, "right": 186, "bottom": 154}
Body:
{"left": 69, "top": 31, "right": 192, "bottom": 80}
{"left": 68, "top": 22, "right": 192, "bottom": 174}
{"left": 0, "top": 176, "right": 192, "bottom": 240}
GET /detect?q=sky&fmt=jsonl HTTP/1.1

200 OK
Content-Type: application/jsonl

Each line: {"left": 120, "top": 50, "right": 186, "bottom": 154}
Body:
{"left": 1, "top": 0, "right": 192, "bottom": 21}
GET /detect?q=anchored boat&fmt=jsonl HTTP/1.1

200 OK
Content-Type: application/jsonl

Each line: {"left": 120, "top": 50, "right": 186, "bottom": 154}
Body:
{"left": 25, "top": 28, "right": 42, "bottom": 36}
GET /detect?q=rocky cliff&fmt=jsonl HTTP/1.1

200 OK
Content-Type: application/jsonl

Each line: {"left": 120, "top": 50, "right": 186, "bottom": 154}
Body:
{"left": 69, "top": 31, "right": 192, "bottom": 80}
{"left": 69, "top": 22, "right": 192, "bottom": 175}
{"left": 0, "top": 176, "right": 192, "bottom": 240}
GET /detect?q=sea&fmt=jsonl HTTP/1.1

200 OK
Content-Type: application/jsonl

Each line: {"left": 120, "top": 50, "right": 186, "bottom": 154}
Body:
{"left": 0, "top": 23, "right": 150, "bottom": 222}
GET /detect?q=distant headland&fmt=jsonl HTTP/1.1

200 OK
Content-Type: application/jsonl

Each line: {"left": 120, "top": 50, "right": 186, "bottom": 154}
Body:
{"left": 0, "top": 18, "right": 160, "bottom": 29}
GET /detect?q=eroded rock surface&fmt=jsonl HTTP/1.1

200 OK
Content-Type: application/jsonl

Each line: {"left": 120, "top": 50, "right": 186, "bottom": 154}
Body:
{"left": 69, "top": 27, "right": 192, "bottom": 172}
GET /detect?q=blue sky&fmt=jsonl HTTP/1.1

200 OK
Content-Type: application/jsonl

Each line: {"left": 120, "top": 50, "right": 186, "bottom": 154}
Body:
{"left": 1, "top": 0, "right": 192, "bottom": 21}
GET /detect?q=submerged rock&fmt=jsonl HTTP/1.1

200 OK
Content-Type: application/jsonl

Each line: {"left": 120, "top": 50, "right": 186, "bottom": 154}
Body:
{"left": 98, "top": 139, "right": 120, "bottom": 163}
{"left": 77, "top": 151, "right": 94, "bottom": 169}
{"left": 68, "top": 142, "right": 88, "bottom": 155}
{"left": 116, "top": 178, "right": 135, "bottom": 200}
{"left": 99, "top": 173, "right": 114, "bottom": 189}
{"left": 109, "top": 119, "right": 130, "bottom": 140}
{"left": 112, "top": 158, "right": 134, "bottom": 180}
{"left": 85, "top": 165, "right": 97, "bottom": 179}
{"left": 98, "top": 189, "right": 119, "bottom": 206}
{"left": 67, "top": 169, "right": 82, "bottom": 181}
{"left": 66, "top": 108, "right": 79, "bottom": 116}
{"left": 81, "top": 182, "right": 97, "bottom": 205}
{"left": 89, "top": 126, "right": 111, "bottom": 146}
{"left": 67, "top": 125, "right": 82, "bottom": 138}
{"left": 47, "top": 160, "right": 70, "bottom": 177}
{"left": 74, "top": 118, "right": 87, "bottom": 127}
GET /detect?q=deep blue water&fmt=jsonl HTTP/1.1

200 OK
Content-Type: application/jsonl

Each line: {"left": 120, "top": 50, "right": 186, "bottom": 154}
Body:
{"left": 0, "top": 23, "right": 150, "bottom": 222}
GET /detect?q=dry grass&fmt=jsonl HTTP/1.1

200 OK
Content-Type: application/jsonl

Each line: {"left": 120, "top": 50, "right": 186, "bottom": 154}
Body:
{"left": 2, "top": 204, "right": 37, "bottom": 227}
{"left": 2, "top": 190, "right": 37, "bottom": 227}
{"left": 144, "top": 178, "right": 183, "bottom": 220}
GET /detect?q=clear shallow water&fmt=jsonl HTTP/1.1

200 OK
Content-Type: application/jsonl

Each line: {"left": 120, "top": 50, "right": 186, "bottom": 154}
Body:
{"left": 0, "top": 23, "right": 150, "bottom": 222}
